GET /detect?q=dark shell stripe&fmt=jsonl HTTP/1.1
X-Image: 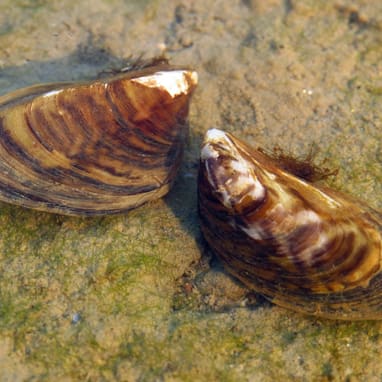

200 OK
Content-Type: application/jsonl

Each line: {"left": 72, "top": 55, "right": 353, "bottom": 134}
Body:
{"left": 106, "top": 79, "right": 184, "bottom": 146}
{"left": 0, "top": 67, "right": 197, "bottom": 215}
{"left": 200, "top": 163, "right": 379, "bottom": 288}
{"left": 30, "top": 82, "right": 174, "bottom": 169}
{"left": 200, "top": 184, "right": 382, "bottom": 319}
{"left": 198, "top": 129, "right": 382, "bottom": 320}
{"left": 202, "top": 204, "right": 379, "bottom": 291}
{"left": 0, "top": 115, "right": 159, "bottom": 194}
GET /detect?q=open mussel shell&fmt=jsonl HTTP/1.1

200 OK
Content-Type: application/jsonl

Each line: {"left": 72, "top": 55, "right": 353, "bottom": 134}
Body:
{"left": 198, "top": 128, "right": 382, "bottom": 320}
{"left": 0, "top": 65, "right": 197, "bottom": 215}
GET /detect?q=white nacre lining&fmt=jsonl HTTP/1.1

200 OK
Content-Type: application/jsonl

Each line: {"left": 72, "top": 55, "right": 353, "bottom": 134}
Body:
{"left": 202, "top": 129, "right": 265, "bottom": 209}
{"left": 132, "top": 70, "right": 198, "bottom": 98}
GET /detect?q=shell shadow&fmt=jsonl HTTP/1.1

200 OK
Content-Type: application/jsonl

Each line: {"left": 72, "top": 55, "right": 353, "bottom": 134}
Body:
{"left": 164, "top": 131, "right": 271, "bottom": 313}
{"left": 0, "top": 46, "right": 269, "bottom": 312}
{"left": 163, "top": 131, "right": 203, "bottom": 242}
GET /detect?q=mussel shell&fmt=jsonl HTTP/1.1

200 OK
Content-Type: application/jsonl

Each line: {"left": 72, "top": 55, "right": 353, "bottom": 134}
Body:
{"left": 0, "top": 66, "right": 197, "bottom": 215}
{"left": 198, "top": 129, "right": 382, "bottom": 320}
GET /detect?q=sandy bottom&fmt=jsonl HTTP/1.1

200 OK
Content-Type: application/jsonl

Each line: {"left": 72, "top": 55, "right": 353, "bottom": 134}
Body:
{"left": 0, "top": 0, "right": 381, "bottom": 381}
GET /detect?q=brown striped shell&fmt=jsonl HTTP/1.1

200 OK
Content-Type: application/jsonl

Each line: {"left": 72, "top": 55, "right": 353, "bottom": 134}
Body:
{"left": 198, "top": 129, "right": 382, "bottom": 320}
{"left": 0, "top": 66, "right": 197, "bottom": 215}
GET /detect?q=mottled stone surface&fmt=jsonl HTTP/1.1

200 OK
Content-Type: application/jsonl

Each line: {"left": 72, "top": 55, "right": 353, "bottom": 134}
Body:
{"left": 0, "top": 0, "right": 381, "bottom": 381}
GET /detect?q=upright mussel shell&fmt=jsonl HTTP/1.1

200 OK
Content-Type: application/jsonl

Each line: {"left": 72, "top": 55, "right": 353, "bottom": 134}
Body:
{"left": 0, "top": 66, "right": 197, "bottom": 215}
{"left": 198, "top": 129, "right": 382, "bottom": 320}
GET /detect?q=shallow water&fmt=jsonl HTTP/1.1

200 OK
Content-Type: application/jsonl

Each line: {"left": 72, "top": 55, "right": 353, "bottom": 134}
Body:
{"left": 0, "top": 1, "right": 381, "bottom": 381}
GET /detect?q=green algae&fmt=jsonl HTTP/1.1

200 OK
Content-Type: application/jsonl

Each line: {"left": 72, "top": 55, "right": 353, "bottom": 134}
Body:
{"left": 0, "top": 0, "right": 381, "bottom": 381}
